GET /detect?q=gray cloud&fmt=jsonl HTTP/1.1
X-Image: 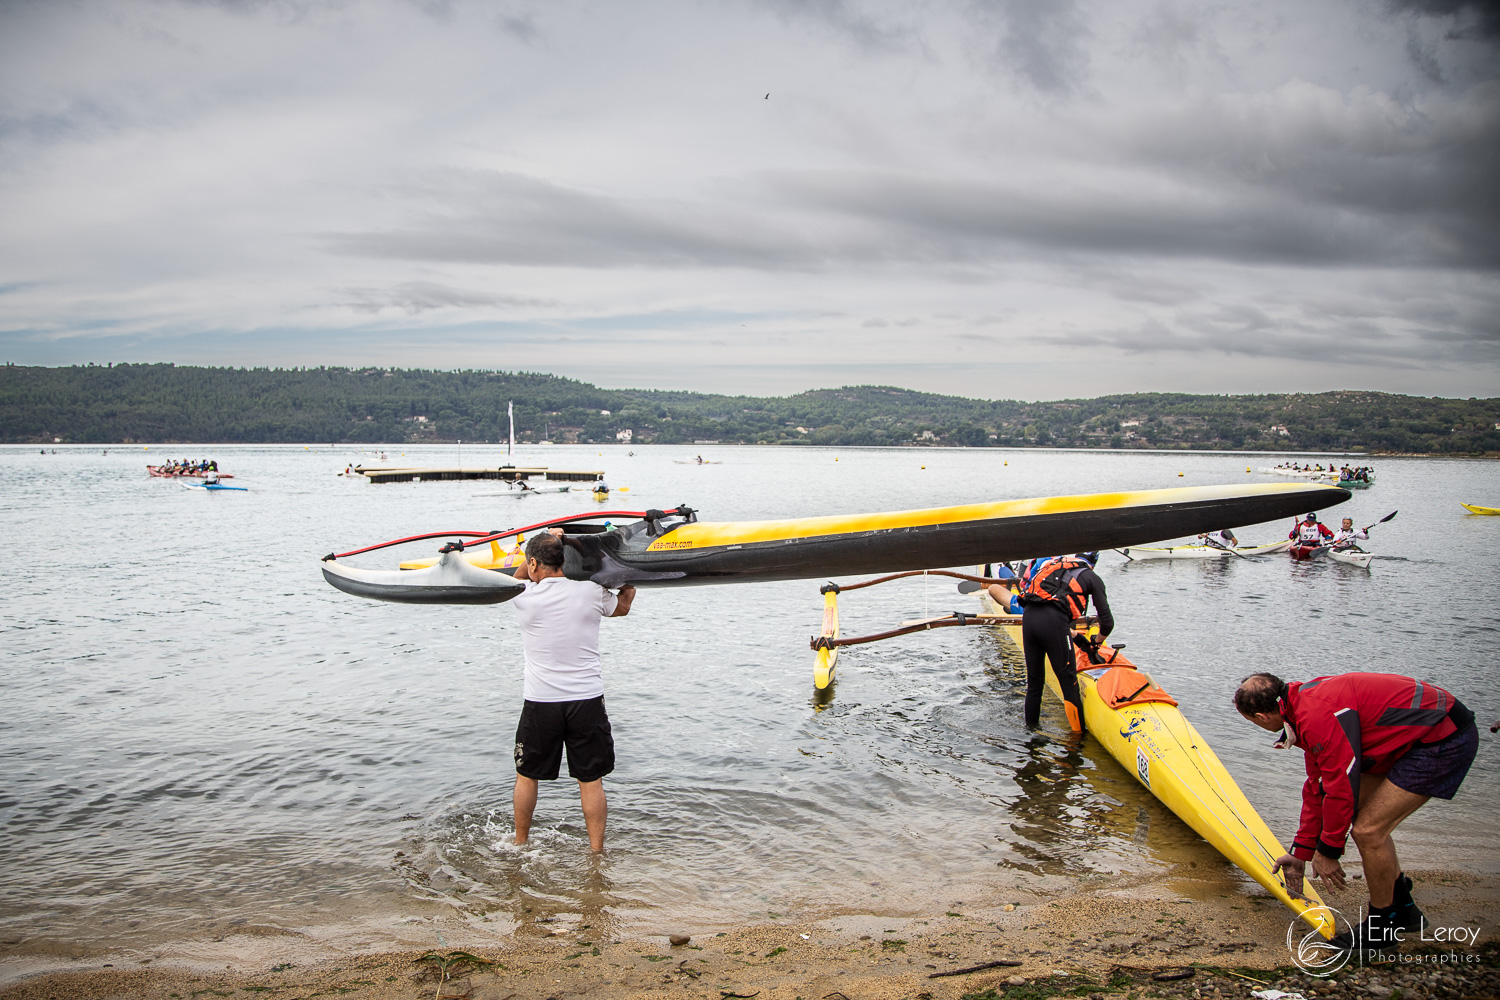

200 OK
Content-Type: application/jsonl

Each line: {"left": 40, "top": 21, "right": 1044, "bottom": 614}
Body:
{"left": 2, "top": 0, "right": 1498, "bottom": 396}
{"left": 970, "top": 0, "right": 1091, "bottom": 95}
{"left": 339, "top": 280, "right": 552, "bottom": 314}
{"left": 1384, "top": 0, "right": 1500, "bottom": 40}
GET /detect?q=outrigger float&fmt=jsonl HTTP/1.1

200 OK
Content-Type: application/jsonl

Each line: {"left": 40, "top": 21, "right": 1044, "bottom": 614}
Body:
{"left": 808, "top": 567, "right": 1336, "bottom": 940}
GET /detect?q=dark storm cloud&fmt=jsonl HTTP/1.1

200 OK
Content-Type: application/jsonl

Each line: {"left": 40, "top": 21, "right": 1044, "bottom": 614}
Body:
{"left": 1384, "top": 0, "right": 1500, "bottom": 40}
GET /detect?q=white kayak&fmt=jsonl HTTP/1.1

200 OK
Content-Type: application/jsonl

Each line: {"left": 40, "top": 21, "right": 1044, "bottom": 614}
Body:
{"left": 1328, "top": 546, "right": 1374, "bottom": 569}
{"left": 493, "top": 485, "right": 572, "bottom": 496}
{"left": 1117, "top": 540, "right": 1293, "bottom": 561}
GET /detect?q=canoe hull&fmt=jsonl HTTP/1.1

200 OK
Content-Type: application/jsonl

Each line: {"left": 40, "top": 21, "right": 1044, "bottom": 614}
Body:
{"left": 321, "top": 482, "right": 1349, "bottom": 602}
{"left": 1328, "top": 547, "right": 1373, "bottom": 569}
{"left": 978, "top": 588, "right": 1333, "bottom": 938}
{"left": 1461, "top": 503, "right": 1500, "bottom": 516}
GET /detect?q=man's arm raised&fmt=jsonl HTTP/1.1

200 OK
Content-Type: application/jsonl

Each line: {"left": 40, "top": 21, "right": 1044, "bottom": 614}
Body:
{"left": 608, "top": 584, "right": 635, "bottom": 618}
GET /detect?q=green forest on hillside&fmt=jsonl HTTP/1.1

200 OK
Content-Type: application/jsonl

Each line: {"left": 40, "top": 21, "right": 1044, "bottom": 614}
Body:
{"left": 3, "top": 363, "right": 1498, "bottom": 454}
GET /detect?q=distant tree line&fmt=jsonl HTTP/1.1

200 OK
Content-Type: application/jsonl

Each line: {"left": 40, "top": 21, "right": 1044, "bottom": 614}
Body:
{"left": 2, "top": 363, "right": 1497, "bottom": 455}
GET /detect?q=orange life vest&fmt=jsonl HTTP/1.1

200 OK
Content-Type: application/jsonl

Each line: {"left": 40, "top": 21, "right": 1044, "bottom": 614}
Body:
{"left": 1021, "top": 556, "right": 1091, "bottom": 618}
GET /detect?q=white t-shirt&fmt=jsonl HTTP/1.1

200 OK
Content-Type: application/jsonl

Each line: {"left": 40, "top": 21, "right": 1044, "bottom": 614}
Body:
{"left": 511, "top": 576, "right": 619, "bottom": 702}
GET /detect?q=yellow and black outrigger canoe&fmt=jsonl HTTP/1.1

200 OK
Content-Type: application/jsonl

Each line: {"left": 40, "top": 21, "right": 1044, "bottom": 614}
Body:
{"left": 320, "top": 482, "right": 1348, "bottom": 604}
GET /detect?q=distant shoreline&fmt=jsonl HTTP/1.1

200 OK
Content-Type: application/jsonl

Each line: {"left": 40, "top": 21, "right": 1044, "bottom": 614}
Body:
{"left": 13, "top": 441, "right": 1499, "bottom": 459}
{"left": 4, "top": 365, "right": 1497, "bottom": 454}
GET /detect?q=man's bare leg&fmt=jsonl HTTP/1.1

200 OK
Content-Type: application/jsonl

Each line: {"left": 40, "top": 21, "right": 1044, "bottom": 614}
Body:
{"left": 1351, "top": 774, "right": 1429, "bottom": 907}
{"left": 578, "top": 779, "right": 607, "bottom": 852}
{"left": 513, "top": 775, "right": 539, "bottom": 845}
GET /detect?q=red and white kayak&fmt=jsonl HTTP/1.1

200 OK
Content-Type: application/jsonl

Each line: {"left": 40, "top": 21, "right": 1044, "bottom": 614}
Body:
{"left": 1289, "top": 543, "right": 1327, "bottom": 561}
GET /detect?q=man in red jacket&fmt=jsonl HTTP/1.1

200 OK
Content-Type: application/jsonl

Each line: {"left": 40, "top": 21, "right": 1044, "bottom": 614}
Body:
{"left": 1234, "top": 672, "right": 1477, "bottom": 949}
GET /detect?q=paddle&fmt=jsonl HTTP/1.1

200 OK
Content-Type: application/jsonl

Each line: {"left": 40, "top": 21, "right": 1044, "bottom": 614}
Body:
{"left": 956, "top": 580, "right": 983, "bottom": 594}
{"left": 1364, "top": 509, "right": 1397, "bottom": 532}
{"left": 1201, "top": 536, "right": 1248, "bottom": 560}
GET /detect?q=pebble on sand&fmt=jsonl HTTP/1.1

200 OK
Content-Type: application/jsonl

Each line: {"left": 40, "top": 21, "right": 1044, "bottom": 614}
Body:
{"left": 669, "top": 934, "right": 691, "bottom": 947}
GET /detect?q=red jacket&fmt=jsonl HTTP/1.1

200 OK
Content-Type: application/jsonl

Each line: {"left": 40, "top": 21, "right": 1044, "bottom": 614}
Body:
{"left": 1289, "top": 521, "right": 1335, "bottom": 543}
{"left": 1282, "top": 673, "right": 1468, "bottom": 861}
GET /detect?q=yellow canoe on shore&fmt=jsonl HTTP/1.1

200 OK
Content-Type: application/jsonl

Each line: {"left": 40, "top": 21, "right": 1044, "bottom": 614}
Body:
{"left": 1461, "top": 503, "right": 1499, "bottom": 516}
{"left": 978, "top": 587, "right": 1334, "bottom": 939}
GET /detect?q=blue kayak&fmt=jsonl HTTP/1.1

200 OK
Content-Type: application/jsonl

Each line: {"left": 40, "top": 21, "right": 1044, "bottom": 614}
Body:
{"left": 180, "top": 481, "right": 247, "bottom": 492}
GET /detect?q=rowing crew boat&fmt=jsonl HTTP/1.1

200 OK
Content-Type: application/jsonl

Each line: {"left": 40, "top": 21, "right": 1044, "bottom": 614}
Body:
{"left": 1462, "top": 503, "right": 1500, "bottom": 516}
{"left": 973, "top": 586, "right": 1335, "bottom": 939}
{"left": 320, "top": 482, "right": 1350, "bottom": 604}
{"left": 149, "top": 465, "right": 233, "bottom": 479}
{"left": 1116, "top": 540, "right": 1291, "bottom": 561}
{"left": 1257, "top": 467, "right": 1337, "bottom": 479}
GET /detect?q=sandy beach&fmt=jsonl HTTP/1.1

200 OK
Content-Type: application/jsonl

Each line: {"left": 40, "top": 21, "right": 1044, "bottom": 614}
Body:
{"left": 4, "top": 867, "right": 1494, "bottom": 1000}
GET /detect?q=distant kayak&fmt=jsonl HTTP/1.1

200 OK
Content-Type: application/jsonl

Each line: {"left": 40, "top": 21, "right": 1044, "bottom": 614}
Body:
{"left": 1328, "top": 546, "right": 1373, "bottom": 569}
{"left": 674, "top": 460, "right": 722, "bottom": 465}
{"left": 1461, "top": 503, "right": 1500, "bottom": 516}
{"left": 1117, "top": 540, "right": 1292, "bottom": 561}
{"left": 180, "top": 481, "right": 247, "bottom": 492}
{"left": 1337, "top": 478, "right": 1371, "bottom": 489}
{"left": 493, "top": 485, "right": 572, "bottom": 496}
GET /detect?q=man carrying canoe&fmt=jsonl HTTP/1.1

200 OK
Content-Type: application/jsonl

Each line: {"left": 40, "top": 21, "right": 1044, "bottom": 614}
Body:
{"left": 1018, "top": 552, "right": 1113, "bottom": 734}
{"left": 1234, "top": 672, "right": 1478, "bottom": 950}
{"left": 509, "top": 530, "right": 636, "bottom": 852}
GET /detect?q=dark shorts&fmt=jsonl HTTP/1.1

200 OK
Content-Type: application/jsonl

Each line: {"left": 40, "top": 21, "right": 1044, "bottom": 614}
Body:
{"left": 514, "top": 696, "right": 615, "bottom": 782}
{"left": 1387, "top": 722, "right": 1478, "bottom": 800}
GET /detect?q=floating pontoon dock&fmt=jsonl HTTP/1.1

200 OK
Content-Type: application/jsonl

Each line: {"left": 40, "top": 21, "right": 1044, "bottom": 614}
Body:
{"left": 353, "top": 465, "right": 603, "bottom": 485}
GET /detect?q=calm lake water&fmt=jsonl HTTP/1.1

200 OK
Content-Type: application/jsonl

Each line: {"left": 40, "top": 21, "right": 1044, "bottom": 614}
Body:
{"left": 1, "top": 444, "right": 1496, "bottom": 963}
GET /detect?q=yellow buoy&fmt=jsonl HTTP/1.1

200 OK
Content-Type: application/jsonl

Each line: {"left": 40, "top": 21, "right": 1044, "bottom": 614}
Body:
{"left": 1178, "top": 472, "right": 1184, "bottom": 477}
{"left": 1004, "top": 461, "right": 1008, "bottom": 466}
{"left": 1247, "top": 467, "right": 1252, "bottom": 473}
{"left": 921, "top": 465, "right": 926, "bottom": 469}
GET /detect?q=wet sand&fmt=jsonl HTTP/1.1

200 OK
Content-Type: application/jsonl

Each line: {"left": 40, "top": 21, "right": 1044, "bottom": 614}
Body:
{"left": 4, "top": 868, "right": 1495, "bottom": 1000}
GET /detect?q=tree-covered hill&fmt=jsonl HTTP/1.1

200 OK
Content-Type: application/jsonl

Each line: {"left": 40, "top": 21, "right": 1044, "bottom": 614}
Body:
{"left": 2, "top": 363, "right": 1497, "bottom": 454}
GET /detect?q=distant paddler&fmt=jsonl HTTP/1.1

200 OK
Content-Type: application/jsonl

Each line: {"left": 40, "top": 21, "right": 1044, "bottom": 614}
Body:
{"left": 591, "top": 476, "right": 610, "bottom": 497}
{"left": 1235, "top": 672, "right": 1478, "bottom": 952}
{"left": 1290, "top": 511, "right": 1334, "bottom": 547}
{"left": 1330, "top": 517, "right": 1367, "bottom": 549}
{"left": 1017, "top": 551, "right": 1113, "bottom": 735}
{"left": 1198, "top": 527, "right": 1239, "bottom": 549}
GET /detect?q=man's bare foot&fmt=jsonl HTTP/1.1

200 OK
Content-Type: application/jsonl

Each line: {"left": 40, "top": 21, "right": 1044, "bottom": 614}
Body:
{"left": 513, "top": 835, "right": 528, "bottom": 846}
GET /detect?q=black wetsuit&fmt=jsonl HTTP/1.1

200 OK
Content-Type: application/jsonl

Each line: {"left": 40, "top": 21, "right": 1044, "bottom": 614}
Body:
{"left": 1019, "top": 566, "right": 1114, "bottom": 731}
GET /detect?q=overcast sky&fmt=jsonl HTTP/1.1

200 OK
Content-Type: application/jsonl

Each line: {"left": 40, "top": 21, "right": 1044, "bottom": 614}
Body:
{"left": 0, "top": 0, "right": 1496, "bottom": 399}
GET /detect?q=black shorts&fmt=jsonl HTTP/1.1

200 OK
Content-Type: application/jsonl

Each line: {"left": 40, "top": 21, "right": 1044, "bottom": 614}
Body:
{"left": 1387, "top": 722, "right": 1478, "bottom": 800}
{"left": 514, "top": 696, "right": 615, "bottom": 782}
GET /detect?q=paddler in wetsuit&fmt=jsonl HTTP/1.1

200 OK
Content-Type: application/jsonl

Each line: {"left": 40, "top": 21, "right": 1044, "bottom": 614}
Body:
{"left": 1017, "top": 551, "right": 1113, "bottom": 735}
